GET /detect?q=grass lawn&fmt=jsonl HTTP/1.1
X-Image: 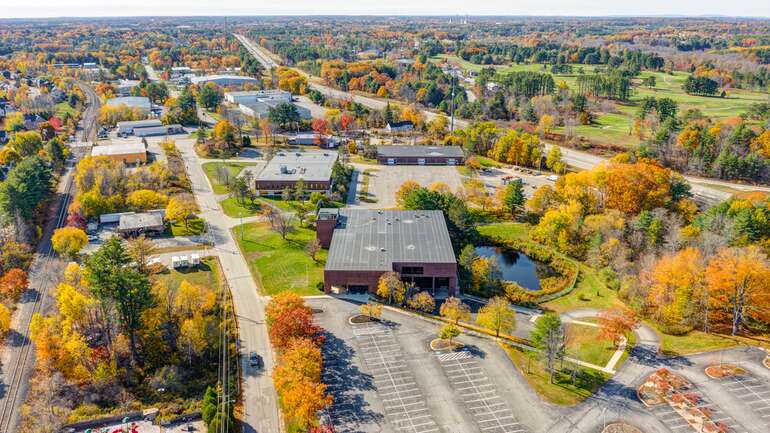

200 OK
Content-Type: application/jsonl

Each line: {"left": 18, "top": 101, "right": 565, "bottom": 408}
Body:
{"left": 153, "top": 257, "right": 222, "bottom": 293}
{"left": 167, "top": 217, "right": 205, "bottom": 237}
{"left": 55, "top": 101, "right": 76, "bottom": 118}
{"left": 477, "top": 222, "right": 531, "bottom": 242}
{"left": 220, "top": 196, "right": 263, "bottom": 218}
{"left": 656, "top": 327, "right": 743, "bottom": 356}
{"left": 358, "top": 169, "right": 378, "bottom": 203}
{"left": 258, "top": 197, "right": 301, "bottom": 212}
{"left": 502, "top": 343, "right": 610, "bottom": 406}
{"left": 541, "top": 265, "right": 620, "bottom": 313}
{"left": 565, "top": 323, "right": 617, "bottom": 367}
{"left": 202, "top": 162, "right": 257, "bottom": 194}
{"left": 234, "top": 221, "right": 327, "bottom": 296}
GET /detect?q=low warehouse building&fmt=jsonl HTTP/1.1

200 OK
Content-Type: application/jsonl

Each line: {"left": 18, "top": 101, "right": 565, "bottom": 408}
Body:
{"left": 317, "top": 208, "right": 458, "bottom": 295}
{"left": 91, "top": 142, "right": 147, "bottom": 164}
{"left": 376, "top": 145, "right": 465, "bottom": 165}
{"left": 190, "top": 75, "right": 260, "bottom": 87}
{"left": 254, "top": 151, "right": 338, "bottom": 197}
{"left": 117, "top": 119, "right": 163, "bottom": 136}
{"left": 133, "top": 124, "right": 186, "bottom": 137}
{"left": 117, "top": 211, "right": 165, "bottom": 237}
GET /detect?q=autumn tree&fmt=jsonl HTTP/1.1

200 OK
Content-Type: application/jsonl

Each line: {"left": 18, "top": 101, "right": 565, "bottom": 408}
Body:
{"left": 476, "top": 296, "right": 516, "bottom": 337}
{"left": 268, "top": 307, "right": 321, "bottom": 350}
{"left": 407, "top": 291, "right": 436, "bottom": 314}
{"left": 531, "top": 313, "right": 566, "bottom": 384}
{"left": 0, "top": 303, "right": 10, "bottom": 338}
{"left": 51, "top": 226, "right": 88, "bottom": 259}
{"left": 706, "top": 247, "right": 770, "bottom": 335}
{"left": 0, "top": 268, "right": 28, "bottom": 301}
{"left": 395, "top": 180, "right": 421, "bottom": 208}
{"left": 265, "top": 207, "right": 295, "bottom": 240}
{"left": 644, "top": 247, "right": 705, "bottom": 335}
{"left": 360, "top": 302, "right": 382, "bottom": 320}
{"left": 376, "top": 271, "right": 406, "bottom": 305}
{"left": 597, "top": 306, "right": 639, "bottom": 347}
{"left": 439, "top": 296, "right": 471, "bottom": 325}
{"left": 438, "top": 323, "right": 461, "bottom": 345}
{"left": 126, "top": 235, "right": 157, "bottom": 273}
{"left": 166, "top": 196, "right": 197, "bottom": 232}
{"left": 266, "top": 292, "right": 310, "bottom": 326}
{"left": 127, "top": 189, "right": 169, "bottom": 211}
{"left": 498, "top": 179, "right": 525, "bottom": 217}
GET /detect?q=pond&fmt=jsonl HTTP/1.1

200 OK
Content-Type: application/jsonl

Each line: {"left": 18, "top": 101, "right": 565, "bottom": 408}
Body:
{"left": 474, "top": 246, "right": 554, "bottom": 291}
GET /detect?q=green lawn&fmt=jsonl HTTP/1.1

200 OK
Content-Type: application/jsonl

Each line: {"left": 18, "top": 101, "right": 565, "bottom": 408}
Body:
{"left": 233, "top": 221, "right": 327, "bottom": 296}
{"left": 541, "top": 265, "right": 620, "bottom": 313}
{"left": 656, "top": 328, "right": 742, "bottom": 356}
{"left": 55, "top": 101, "right": 76, "bottom": 118}
{"left": 153, "top": 257, "right": 222, "bottom": 293}
{"left": 565, "top": 323, "right": 617, "bottom": 367}
{"left": 202, "top": 162, "right": 257, "bottom": 194}
{"left": 502, "top": 343, "right": 610, "bottom": 406}
{"left": 220, "top": 196, "right": 263, "bottom": 218}
{"left": 167, "top": 217, "right": 205, "bottom": 237}
{"left": 477, "top": 222, "right": 531, "bottom": 242}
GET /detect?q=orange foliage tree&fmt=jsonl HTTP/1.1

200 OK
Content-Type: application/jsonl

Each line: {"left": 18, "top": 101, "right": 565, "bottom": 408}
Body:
{"left": 0, "top": 268, "right": 28, "bottom": 301}
{"left": 597, "top": 305, "right": 640, "bottom": 347}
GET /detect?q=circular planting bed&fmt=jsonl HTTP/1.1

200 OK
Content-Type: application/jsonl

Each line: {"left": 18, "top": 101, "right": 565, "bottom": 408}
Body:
{"left": 704, "top": 364, "right": 747, "bottom": 379}
{"left": 311, "top": 308, "right": 324, "bottom": 314}
{"left": 763, "top": 355, "right": 770, "bottom": 370}
{"left": 602, "top": 423, "right": 643, "bottom": 433}
{"left": 349, "top": 314, "right": 378, "bottom": 325}
{"left": 430, "top": 338, "right": 463, "bottom": 351}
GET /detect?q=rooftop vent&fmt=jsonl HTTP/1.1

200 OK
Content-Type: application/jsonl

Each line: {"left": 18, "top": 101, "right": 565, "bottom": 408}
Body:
{"left": 380, "top": 247, "right": 386, "bottom": 252}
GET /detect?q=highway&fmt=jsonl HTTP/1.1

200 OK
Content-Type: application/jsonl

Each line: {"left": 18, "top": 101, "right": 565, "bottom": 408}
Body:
{"left": 233, "top": 34, "right": 768, "bottom": 205}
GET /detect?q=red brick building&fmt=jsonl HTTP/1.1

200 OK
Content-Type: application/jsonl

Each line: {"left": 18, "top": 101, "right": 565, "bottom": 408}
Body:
{"left": 317, "top": 208, "right": 458, "bottom": 295}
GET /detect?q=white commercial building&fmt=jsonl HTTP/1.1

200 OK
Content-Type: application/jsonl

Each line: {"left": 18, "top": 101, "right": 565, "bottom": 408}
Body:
{"left": 224, "top": 89, "right": 292, "bottom": 105}
{"left": 106, "top": 96, "right": 152, "bottom": 115}
{"left": 190, "top": 75, "right": 260, "bottom": 87}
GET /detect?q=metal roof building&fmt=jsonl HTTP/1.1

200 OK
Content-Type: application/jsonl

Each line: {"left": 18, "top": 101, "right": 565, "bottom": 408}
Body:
{"left": 106, "top": 96, "right": 152, "bottom": 114}
{"left": 376, "top": 145, "right": 465, "bottom": 165}
{"left": 117, "top": 211, "right": 165, "bottom": 236}
{"left": 91, "top": 142, "right": 147, "bottom": 164}
{"left": 190, "top": 75, "right": 260, "bottom": 87}
{"left": 317, "top": 208, "right": 457, "bottom": 295}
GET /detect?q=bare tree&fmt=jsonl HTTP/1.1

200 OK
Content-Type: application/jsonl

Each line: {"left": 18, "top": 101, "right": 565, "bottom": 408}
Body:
{"left": 305, "top": 238, "right": 322, "bottom": 262}
{"left": 265, "top": 208, "right": 295, "bottom": 240}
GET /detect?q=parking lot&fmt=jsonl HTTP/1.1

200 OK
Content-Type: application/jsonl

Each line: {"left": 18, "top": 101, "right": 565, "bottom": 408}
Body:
{"left": 353, "top": 164, "right": 464, "bottom": 208}
{"left": 719, "top": 373, "right": 770, "bottom": 429}
{"left": 436, "top": 349, "right": 528, "bottom": 433}
{"left": 648, "top": 390, "right": 748, "bottom": 433}
{"left": 353, "top": 321, "right": 440, "bottom": 433}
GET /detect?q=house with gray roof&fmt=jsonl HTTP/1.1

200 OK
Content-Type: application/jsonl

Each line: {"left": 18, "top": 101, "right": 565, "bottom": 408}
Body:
{"left": 317, "top": 208, "right": 457, "bottom": 295}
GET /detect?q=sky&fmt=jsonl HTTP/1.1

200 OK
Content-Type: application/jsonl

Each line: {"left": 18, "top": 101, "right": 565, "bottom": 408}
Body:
{"left": 2, "top": 0, "right": 769, "bottom": 19}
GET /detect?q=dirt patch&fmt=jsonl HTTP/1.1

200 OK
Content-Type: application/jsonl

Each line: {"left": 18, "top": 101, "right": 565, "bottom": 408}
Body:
{"left": 430, "top": 338, "right": 463, "bottom": 351}
{"left": 602, "top": 423, "right": 643, "bottom": 433}
{"left": 349, "top": 314, "right": 378, "bottom": 324}
{"left": 704, "top": 364, "right": 746, "bottom": 379}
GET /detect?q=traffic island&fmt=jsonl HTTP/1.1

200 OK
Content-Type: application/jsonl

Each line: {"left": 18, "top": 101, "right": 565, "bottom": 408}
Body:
{"left": 601, "top": 422, "right": 643, "bottom": 433}
{"left": 430, "top": 338, "right": 463, "bottom": 351}
{"left": 349, "top": 314, "right": 378, "bottom": 325}
{"left": 704, "top": 364, "right": 747, "bottom": 379}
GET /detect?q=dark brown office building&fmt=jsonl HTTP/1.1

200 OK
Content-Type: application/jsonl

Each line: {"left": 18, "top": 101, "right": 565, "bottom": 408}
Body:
{"left": 376, "top": 145, "right": 465, "bottom": 165}
{"left": 317, "top": 208, "right": 458, "bottom": 295}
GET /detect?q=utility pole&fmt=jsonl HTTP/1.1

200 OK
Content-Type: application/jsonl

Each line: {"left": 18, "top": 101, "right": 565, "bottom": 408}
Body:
{"left": 450, "top": 74, "right": 456, "bottom": 133}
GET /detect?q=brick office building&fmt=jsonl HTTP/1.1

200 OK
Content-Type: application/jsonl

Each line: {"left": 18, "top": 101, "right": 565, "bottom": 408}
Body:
{"left": 317, "top": 208, "right": 458, "bottom": 295}
{"left": 376, "top": 145, "right": 465, "bottom": 165}
{"left": 254, "top": 151, "right": 338, "bottom": 198}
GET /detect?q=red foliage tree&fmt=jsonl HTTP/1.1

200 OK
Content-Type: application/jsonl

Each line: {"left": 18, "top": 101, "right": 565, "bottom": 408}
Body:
{"left": 597, "top": 305, "right": 640, "bottom": 347}
{"left": 0, "top": 268, "right": 28, "bottom": 301}
{"left": 268, "top": 307, "right": 322, "bottom": 350}
{"left": 66, "top": 210, "right": 87, "bottom": 229}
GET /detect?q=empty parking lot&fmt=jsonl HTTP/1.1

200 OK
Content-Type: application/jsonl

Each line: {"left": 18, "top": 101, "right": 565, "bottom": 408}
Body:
{"left": 719, "top": 372, "right": 770, "bottom": 429}
{"left": 353, "top": 164, "right": 464, "bottom": 208}
{"left": 352, "top": 321, "right": 441, "bottom": 433}
{"left": 437, "top": 350, "right": 528, "bottom": 433}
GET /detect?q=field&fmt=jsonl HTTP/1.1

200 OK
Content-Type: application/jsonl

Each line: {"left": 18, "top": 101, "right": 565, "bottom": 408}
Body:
{"left": 233, "top": 221, "right": 327, "bottom": 296}
{"left": 153, "top": 256, "right": 222, "bottom": 293}
{"left": 434, "top": 55, "right": 770, "bottom": 149}
{"left": 220, "top": 196, "right": 262, "bottom": 218}
{"left": 202, "top": 161, "right": 257, "bottom": 194}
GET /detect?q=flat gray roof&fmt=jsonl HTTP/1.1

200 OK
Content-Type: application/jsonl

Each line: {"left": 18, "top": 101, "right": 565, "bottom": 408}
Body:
{"left": 117, "top": 119, "right": 162, "bottom": 129}
{"left": 323, "top": 209, "right": 456, "bottom": 272}
{"left": 106, "top": 96, "right": 151, "bottom": 110}
{"left": 257, "top": 151, "right": 337, "bottom": 182}
{"left": 92, "top": 142, "right": 146, "bottom": 157}
{"left": 376, "top": 145, "right": 464, "bottom": 159}
{"left": 118, "top": 212, "right": 164, "bottom": 231}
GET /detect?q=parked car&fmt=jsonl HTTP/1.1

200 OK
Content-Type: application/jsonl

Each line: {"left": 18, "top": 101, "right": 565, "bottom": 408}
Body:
{"left": 249, "top": 351, "right": 263, "bottom": 369}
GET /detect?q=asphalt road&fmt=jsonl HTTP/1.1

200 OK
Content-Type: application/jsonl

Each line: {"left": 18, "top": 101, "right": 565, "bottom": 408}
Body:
{"left": 172, "top": 137, "right": 282, "bottom": 433}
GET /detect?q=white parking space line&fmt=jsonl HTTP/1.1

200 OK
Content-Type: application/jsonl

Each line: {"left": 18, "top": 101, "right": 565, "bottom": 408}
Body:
{"left": 436, "top": 349, "right": 528, "bottom": 433}
{"left": 351, "top": 322, "right": 439, "bottom": 433}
